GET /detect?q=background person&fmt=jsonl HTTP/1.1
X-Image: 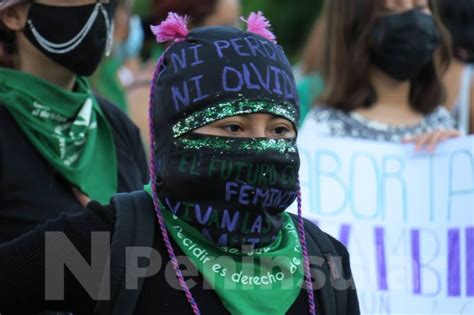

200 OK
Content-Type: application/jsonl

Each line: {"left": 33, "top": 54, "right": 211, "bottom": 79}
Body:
{"left": 299, "top": 0, "right": 460, "bottom": 151}
{"left": 0, "top": 0, "right": 148, "bottom": 243}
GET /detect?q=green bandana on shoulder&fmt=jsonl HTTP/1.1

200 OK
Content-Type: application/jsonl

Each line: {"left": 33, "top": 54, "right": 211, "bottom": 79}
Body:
{"left": 144, "top": 185, "right": 304, "bottom": 315}
{"left": 0, "top": 68, "right": 117, "bottom": 203}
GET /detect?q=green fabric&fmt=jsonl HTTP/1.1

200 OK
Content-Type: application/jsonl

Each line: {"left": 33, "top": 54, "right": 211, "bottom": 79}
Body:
{"left": 0, "top": 68, "right": 118, "bottom": 204}
{"left": 132, "top": 0, "right": 151, "bottom": 16}
{"left": 150, "top": 44, "right": 164, "bottom": 62}
{"left": 297, "top": 73, "right": 324, "bottom": 126}
{"left": 144, "top": 185, "right": 304, "bottom": 315}
{"left": 90, "top": 57, "right": 129, "bottom": 113}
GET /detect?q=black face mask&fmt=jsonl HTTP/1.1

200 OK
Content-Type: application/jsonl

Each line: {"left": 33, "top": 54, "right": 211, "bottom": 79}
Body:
{"left": 369, "top": 9, "right": 440, "bottom": 81}
{"left": 157, "top": 133, "right": 300, "bottom": 249}
{"left": 23, "top": 1, "right": 114, "bottom": 76}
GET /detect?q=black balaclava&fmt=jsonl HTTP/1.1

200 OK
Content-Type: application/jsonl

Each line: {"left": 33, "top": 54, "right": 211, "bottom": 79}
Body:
{"left": 151, "top": 25, "right": 300, "bottom": 248}
{"left": 23, "top": 1, "right": 115, "bottom": 76}
{"left": 370, "top": 9, "right": 440, "bottom": 81}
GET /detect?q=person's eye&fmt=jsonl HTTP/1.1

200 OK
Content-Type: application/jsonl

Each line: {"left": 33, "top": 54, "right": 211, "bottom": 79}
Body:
{"left": 270, "top": 124, "right": 296, "bottom": 138}
{"left": 274, "top": 126, "right": 290, "bottom": 135}
{"left": 222, "top": 124, "right": 243, "bottom": 133}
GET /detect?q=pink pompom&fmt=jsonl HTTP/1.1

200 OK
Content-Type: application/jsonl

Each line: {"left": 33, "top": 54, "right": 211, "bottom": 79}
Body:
{"left": 242, "top": 11, "right": 276, "bottom": 43}
{"left": 150, "top": 12, "right": 189, "bottom": 43}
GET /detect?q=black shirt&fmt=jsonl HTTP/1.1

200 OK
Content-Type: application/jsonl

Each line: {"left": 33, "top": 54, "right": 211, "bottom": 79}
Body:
{"left": 0, "top": 98, "right": 149, "bottom": 243}
{"left": 0, "top": 202, "right": 360, "bottom": 315}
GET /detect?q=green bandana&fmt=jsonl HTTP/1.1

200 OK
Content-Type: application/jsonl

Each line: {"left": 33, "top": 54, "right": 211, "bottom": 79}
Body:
{"left": 144, "top": 185, "right": 304, "bottom": 315}
{"left": 0, "top": 68, "right": 117, "bottom": 203}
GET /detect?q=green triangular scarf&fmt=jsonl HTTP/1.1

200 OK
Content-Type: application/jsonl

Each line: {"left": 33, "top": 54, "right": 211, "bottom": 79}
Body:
{"left": 144, "top": 185, "right": 304, "bottom": 315}
{"left": 0, "top": 68, "right": 117, "bottom": 203}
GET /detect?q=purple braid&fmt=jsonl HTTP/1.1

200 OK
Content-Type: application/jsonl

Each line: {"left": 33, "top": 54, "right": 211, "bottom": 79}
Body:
{"left": 147, "top": 54, "right": 201, "bottom": 315}
{"left": 297, "top": 179, "right": 317, "bottom": 315}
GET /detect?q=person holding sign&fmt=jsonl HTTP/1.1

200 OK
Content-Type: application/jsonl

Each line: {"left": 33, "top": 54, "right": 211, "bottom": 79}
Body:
{"left": 0, "top": 0, "right": 149, "bottom": 244}
{"left": 300, "top": 0, "right": 461, "bottom": 151}
{"left": 0, "top": 12, "right": 359, "bottom": 315}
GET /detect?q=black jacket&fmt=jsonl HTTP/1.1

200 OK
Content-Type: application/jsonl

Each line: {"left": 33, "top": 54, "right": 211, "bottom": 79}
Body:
{"left": 0, "top": 98, "right": 149, "bottom": 243}
{"left": 0, "top": 192, "right": 360, "bottom": 315}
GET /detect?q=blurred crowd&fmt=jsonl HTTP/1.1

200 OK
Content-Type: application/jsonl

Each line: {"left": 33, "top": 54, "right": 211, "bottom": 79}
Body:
{"left": 90, "top": 0, "right": 473, "bottom": 146}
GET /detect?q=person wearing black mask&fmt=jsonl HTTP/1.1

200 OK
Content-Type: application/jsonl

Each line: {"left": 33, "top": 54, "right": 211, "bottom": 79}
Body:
{"left": 0, "top": 12, "right": 359, "bottom": 315}
{"left": 299, "top": 0, "right": 460, "bottom": 150}
{"left": 0, "top": 0, "right": 148, "bottom": 244}
{"left": 435, "top": 0, "right": 474, "bottom": 134}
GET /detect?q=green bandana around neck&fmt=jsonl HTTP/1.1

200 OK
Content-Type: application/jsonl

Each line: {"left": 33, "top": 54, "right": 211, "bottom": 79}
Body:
{"left": 0, "top": 68, "right": 117, "bottom": 203}
{"left": 144, "top": 184, "right": 304, "bottom": 315}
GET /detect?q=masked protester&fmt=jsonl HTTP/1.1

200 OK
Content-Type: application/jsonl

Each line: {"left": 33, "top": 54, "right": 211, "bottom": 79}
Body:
{"left": 435, "top": 0, "right": 474, "bottom": 134}
{"left": 0, "top": 12, "right": 359, "bottom": 315}
{"left": 0, "top": 0, "right": 148, "bottom": 244}
{"left": 299, "top": 0, "right": 460, "bottom": 151}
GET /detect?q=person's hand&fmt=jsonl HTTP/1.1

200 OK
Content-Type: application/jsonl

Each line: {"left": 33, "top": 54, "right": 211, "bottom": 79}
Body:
{"left": 403, "top": 129, "right": 461, "bottom": 152}
{"left": 72, "top": 187, "right": 91, "bottom": 207}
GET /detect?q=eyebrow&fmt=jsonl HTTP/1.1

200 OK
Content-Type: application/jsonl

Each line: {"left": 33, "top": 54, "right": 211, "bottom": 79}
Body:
{"left": 218, "top": 114, "right": 290, "bottom": 122}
